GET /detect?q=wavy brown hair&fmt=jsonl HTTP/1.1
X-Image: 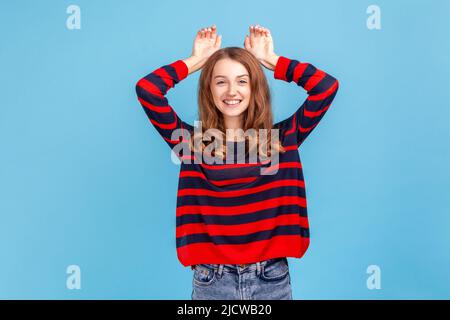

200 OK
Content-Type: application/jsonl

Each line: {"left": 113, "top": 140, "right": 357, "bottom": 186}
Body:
{"left": 189, "top": 46, "right": 285, "bottom": 160}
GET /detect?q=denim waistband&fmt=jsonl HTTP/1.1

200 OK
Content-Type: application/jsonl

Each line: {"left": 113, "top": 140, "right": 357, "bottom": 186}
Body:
{"left": 192, "top": 257, "right": 287, "bottom": 272}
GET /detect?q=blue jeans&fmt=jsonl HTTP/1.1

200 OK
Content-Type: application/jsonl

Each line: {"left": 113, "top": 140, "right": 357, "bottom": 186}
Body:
{"left": 191, "top": 257, "right": 293, "bottom": 300}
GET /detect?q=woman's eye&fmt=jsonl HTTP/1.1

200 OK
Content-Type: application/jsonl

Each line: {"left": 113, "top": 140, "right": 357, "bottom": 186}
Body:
{"left": 216, "top": 80, "right": 247, "bottom": 84}
{"left": 216, "top": 80, "right": 247, "bottom": 85}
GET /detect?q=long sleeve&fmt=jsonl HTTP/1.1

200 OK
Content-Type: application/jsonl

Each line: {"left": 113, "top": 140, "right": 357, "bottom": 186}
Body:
{"left": 135, "top": 59, "right": 194, "bottom": 149}
{"left": 273, "top": 56, "right": 339, "bottom": 148}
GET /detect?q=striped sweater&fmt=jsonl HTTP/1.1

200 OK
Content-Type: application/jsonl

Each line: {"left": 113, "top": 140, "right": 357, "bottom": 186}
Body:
{"left": 135, "top": 55, "right": 339, "bottom": 267}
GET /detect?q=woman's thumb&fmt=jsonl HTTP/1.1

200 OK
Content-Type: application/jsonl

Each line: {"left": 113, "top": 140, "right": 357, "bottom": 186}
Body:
{"left": 244, "top": 35, "right": 250, "bottom": 49}
{"left": 215, "top": 34, "right": 222, "bottom": 47}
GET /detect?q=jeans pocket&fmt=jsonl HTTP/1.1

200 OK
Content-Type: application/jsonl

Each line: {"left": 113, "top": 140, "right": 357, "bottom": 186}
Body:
{"left": 258, "top": 258, "right": 289, "bottom": 282}
{"left": 193, "top": 264, "right": 217, "bottom": 287}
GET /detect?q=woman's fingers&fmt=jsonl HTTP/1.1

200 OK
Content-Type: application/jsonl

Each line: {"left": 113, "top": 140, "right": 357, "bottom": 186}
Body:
{"left": 258, "top": 25, "right": 265, "bottom": 36}
{"left": 198, "top": 25, "right": 217, "bottom": 39}
{"left": 255, "top": 25, "right": 261, "bottom": 37}
{"left": 252, "top": 25, "right": 259, "bottom": 37}
{"left": 250, "top": 24, "right": 271, "bottom": 38}
{"left": 192, "top": 24, "right": 220, "bottom": 61}
{"left": 199, "top": 27, "right": 207, "bottom": 39}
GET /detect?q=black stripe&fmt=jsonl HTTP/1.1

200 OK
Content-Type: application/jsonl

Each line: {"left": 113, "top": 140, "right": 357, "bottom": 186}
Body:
{"left": 307, "top": 74, "right": 337, "bottom": 96}
{"left": 141, "top": 73, "right": 169, "bottom": 102}
{"left": 176, "top": 206, "right": 308, "bottom": 227}
{"left": 285, "top": 60, "right": 298, "bottom": 82}
{"left": 176, "top": 225, "right": 309, "bottom": 248}
{"left": 162, "top": 64, "right": 180, "bottom": 83}
{"left": 297, "top": 64, "right": 317, "bottom": 88}
{"left": 142, "top": 103, "right": 175, "bottom": 125}
{"left": 136, "top": 84, "right": 167, "bottom": 107}
{"left": 177, "top": 185, "right": 306, "bottom": 207}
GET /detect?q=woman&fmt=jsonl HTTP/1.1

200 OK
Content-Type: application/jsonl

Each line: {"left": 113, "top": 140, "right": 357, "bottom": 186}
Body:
{"left": 135, "top": 24, "right": 339, "bottom": 300}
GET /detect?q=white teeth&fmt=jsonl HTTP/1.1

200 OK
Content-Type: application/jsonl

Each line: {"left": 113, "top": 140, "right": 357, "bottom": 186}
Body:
{"left": 223, "top": 100, "right": 241, "bottom": 105}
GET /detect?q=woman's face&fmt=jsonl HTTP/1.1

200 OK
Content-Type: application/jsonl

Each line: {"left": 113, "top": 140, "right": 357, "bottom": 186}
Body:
{"left": 211, "top": 58, "right": 251, "bottom": 120}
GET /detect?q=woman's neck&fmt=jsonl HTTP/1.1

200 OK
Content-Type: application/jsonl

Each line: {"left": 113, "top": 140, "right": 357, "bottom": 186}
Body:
{"left": 224, "top": 131, "right": 245, "bottom": 142}
{"left": 223, "top": 116, "right": 245, "bottom": 142}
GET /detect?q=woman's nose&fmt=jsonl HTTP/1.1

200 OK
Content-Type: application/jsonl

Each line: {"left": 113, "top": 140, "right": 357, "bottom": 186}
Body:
{"left": 227, "top": 85, "right": 238, "bottom": 95}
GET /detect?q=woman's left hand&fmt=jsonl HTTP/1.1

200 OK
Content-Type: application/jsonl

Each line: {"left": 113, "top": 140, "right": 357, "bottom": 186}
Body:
{"left": 244, "top": 25, "right": 279, "bottom": 70}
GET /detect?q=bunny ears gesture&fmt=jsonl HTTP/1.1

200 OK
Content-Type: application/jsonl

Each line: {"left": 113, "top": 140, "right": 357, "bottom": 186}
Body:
{"left": 187, "top": 24, "right": 279, "bottom": 73}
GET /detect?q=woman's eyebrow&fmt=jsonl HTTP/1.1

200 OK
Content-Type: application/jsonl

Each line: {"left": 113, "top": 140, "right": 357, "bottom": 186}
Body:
{"left": 214, "top": 74, "right": 249, "bottom": 79}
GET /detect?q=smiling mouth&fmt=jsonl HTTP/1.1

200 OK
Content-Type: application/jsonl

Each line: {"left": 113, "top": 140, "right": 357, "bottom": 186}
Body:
{"left": 223, "top": 99, "right": 242, "bottom": 107}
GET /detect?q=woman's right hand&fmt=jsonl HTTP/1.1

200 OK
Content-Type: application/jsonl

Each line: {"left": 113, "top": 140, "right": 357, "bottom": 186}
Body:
{"left": 184, "top": 24, "right": 222, "bottom": 74}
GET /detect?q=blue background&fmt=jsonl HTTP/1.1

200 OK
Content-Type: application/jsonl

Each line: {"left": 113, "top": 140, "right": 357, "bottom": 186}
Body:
{"left": 1, "top": 0, "right": 449, "bottom": 299}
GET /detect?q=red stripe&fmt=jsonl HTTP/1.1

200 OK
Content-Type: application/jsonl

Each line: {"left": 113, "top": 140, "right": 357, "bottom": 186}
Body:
{"left": 304, "top": 103, "right": 331, "bottom": 118}
{"left": 180, "top": 170, "right": 206, "bottom": 179}
{"left": 200, "top": 159, "right": 271, "bottom": 170}
{"left": 163, "top": 136, "right": 180, "bottom": 144}
{"left": 261, "top": 161, "right": 302, "bottom": 174}
{"left": 149, "top": 114, "right": 178, "bottom": 130}
{"left": 178, "top": 179, "right": 305, "bottom": 197}
{"left": 299, "top": 122, "right": 318, "bottom": 134}
{"left": 211, "top": 177, "right": 257, "bottom": 186}
{"left": 137, "top": 78, "right": 163, "bottom": 97}
{"left": 180, "top": 170, "right": 256, "bottom": 186}
{"left": 176, "top": 195, "right": 306, "bottom": 216}
{"left": 304, "top": 69, "right": 326, "bottom": 92}
{"left": 282, "top": 144, "right": 298, "bottom": 151}
{"left": 293, "top": 62, "right": 309, "bottom": 83}
{"left": 136, "top": 93, "right": 179, "bottom": 130}
{"left": 177, "top": 235, "right": 310, "bottom": 266}
{"left": 154, "top": 67, "right": 174, "bottom": 89}
{"left": 284, "top": 113, "right": 297, "bottom": 136}
{"left": 172, "top": 60, "right": 189, "bottom": 81}
{"left": 179, "top": 162, "right": 302, "bottom": 182}
{"left": 137, "top": 97, "right": 171, "bottom": 113}
{"left": 274, "top": 56, "right": 291, "bottom": 80}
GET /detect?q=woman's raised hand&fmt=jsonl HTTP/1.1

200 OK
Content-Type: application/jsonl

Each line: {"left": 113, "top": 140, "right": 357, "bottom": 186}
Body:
{"left": 184, "top": 24, "right": 222, "bottom": 75}
{"left": 244, "top": 25, "right": 279, "bottom": 71}
{"left": 193, "top": 24, "right": 222, "bottom": 59}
